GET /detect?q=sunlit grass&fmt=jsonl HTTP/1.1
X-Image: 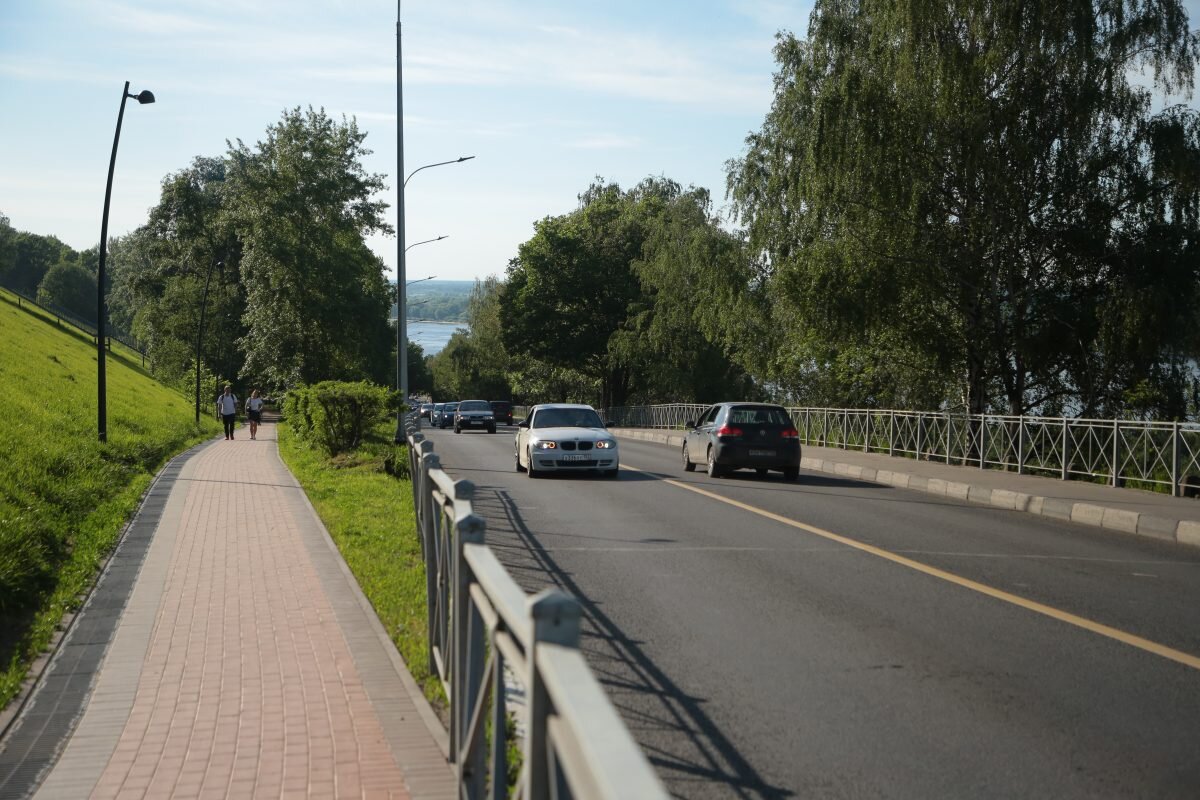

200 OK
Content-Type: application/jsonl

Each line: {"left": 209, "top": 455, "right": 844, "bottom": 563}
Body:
{"left": 276, "top": 423, "right": 446, "bottom": 710}
{"left": 0, "top": 289, "right": 222, "bottom": 708}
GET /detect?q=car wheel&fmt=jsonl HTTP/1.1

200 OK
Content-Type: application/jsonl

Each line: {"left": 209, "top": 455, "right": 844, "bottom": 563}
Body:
{"left": 706, "top": 448, "right": 724, "bottom": 478}
{"left": 682, "top": 443, "right": 696, "bottom": 472}
{"left": 488, "top": 426, "right": 496, "bottom": 434}
{"left": 756, "top": 468, "right": 768, "bottom": 477}
{"left": 527, "top": 449, "right": 540, "bottom": 479}
{"left": 515, "top": 450, "right": 525, "bottom": 472}
{"left": 783, "top": 466, "right": 800, "bottom": 482}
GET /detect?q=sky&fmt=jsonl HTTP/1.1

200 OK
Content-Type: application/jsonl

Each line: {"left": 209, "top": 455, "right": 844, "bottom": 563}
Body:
{"left": 0, "top": 0, "right": 815, "bottom": 283}
{"left": 4, "top": 2, "right": 1199, "bottom": 285}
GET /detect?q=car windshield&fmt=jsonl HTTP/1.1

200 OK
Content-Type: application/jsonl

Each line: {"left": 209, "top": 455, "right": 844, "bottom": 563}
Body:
{"left": 459, "top": 401, "right": 491, "bottom": 412}
{"left": 727, "top": 406, "right": 792, "bottom": 425}
{"left": 532, "top": 408, "right": 604, "bottom": 429}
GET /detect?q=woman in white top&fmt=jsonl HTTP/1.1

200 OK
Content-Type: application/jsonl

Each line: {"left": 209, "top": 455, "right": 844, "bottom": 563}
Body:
{"left": 246, "top": 389, "right": 265, "bottom": 440}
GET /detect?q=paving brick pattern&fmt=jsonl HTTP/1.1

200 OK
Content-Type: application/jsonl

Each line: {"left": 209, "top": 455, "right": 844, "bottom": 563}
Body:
{"left": 31, "top": 423, "right": 453, "bottom": 799}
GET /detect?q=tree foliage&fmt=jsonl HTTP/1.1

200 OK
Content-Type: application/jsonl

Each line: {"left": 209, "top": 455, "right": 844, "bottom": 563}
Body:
{"left": 728, "top": 0, "right": 1200, "bottom": 416}
{"left": 498, "top": 177, "right": 752, "bottom": 408}
{"left": 36, "top": 261, "right": 96, "bottom": 321}
{"left": 226, "top": 107, "right": 394, "bottom": 389}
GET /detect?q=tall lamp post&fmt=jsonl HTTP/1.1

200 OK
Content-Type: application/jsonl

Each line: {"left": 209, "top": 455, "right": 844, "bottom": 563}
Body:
{"left": 194, "top": 260, "right": 222, "bottom": 424}
{"left": 396, "top": 4, "right": 475, "bottom": 439}
{"left": 98, "top": 81, "right": 155, "bottom": 443}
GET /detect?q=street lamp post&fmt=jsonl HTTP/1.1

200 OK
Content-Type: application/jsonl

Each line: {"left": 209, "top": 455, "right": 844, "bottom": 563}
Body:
{"left": 98, "top": 81, "right": 154, "bottom": 443}
{"left": 394, "top": 160, "right": 472, "bottom": 444}
{"left": 195, "top": 260, "right": 222, "bottom": 424}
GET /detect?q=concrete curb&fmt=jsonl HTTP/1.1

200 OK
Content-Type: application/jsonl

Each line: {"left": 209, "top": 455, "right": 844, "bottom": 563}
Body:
{"left": 610, "top": 428, "right": 1199, "bottom": 549}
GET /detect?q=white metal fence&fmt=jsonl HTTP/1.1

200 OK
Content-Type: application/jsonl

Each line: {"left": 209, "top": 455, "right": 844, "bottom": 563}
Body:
{"left": 404, "top": 415, "right": 668, "bottom": 800}
{"left": 606, "top": 405, "right": 1200, "bottom": 497}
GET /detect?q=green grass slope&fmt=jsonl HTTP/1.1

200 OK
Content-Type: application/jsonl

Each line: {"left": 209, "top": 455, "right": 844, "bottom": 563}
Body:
{"left": 0, "top": 289, "right": 222, "bottom": 708}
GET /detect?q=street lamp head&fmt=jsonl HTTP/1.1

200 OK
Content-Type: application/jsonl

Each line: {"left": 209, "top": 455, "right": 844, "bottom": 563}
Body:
{"left": 456, "top": 156, "right": 475, "bottom": 163}
{"left": 131, "top": 89, "right": 155, "bottom": 104}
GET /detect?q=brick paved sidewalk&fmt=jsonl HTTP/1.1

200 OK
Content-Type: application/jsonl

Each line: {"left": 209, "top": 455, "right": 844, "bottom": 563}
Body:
{"left": 23, "top": 421, "right": 454, "bottom": 799}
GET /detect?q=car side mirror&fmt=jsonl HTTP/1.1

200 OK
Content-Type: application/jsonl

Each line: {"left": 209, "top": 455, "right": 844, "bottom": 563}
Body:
{"left": 605, "top": 420, "right": 615, "bottom": 428}
{"left": 685, "top": 420, "right": 695, "bottom": 428}
{"left": 518, "top": 420, "right": 530, "bottom": 429}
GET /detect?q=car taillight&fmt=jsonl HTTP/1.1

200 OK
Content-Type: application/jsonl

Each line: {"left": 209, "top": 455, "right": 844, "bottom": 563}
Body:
{"left": 781, "top": 427, "right": 799, "bottom": 438}
{"left": 716, "top": 425, "right": 743, "bottom": 437}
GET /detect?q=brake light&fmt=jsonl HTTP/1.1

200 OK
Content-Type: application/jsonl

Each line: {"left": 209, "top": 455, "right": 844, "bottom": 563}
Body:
{"left": 781, "top": 427, "right": 799, "bottom": 439}
{"left": 716, "top": 425, "right": 743, "bottom": 437}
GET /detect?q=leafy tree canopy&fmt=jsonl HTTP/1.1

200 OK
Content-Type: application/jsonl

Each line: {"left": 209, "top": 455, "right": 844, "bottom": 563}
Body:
{"left": 728, "top": 0, "right": 1200, "bottom": 417}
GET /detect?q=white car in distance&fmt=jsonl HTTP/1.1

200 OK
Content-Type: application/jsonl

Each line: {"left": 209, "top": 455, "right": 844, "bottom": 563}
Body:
{"left": 515, "top": 404, "right": 619, "bottom": 478}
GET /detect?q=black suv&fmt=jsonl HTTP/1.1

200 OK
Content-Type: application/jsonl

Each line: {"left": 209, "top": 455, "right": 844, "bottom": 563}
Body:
{"left": 455, "top": 399, "right": 497, "bottom": 433}
{"left": 490, "top": 400, "right": 513, "bottom": 426}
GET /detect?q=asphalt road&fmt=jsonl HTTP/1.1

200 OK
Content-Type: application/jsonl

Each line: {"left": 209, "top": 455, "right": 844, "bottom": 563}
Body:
{"left": 419, "top": 422, "right": 1200, "bottom": 799}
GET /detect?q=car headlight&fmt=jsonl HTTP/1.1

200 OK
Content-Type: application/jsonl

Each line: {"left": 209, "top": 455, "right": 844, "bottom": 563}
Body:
{"left": 535, "top": 441, "right": 557, "bottom": 450}
{"left": 594, "top": 440, "right": 616, "bottom": 449}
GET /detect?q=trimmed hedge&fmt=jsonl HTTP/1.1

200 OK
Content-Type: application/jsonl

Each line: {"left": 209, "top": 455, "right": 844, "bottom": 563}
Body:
{"left": 285, "top": 381, "right": 395, "bottom": 455}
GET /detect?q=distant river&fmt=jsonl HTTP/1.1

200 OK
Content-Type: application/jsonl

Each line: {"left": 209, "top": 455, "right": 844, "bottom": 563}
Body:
{"left": 408, "top": 320, "right": 467, "bottom": 356}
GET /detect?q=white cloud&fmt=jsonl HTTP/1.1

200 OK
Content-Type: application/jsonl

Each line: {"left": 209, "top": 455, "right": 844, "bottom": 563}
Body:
{"left": 89, "top": 1, "right": 222, "bottom": 35}
{"left": 567, "top": 134, "right": 641, "bottom": 150}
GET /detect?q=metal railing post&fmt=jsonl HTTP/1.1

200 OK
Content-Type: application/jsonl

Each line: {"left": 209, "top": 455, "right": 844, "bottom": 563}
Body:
{"left": 1172, "top": 420, "right": 1180, "bottom": 497}
{"left": 864, "top": 411, "right": 871, "bottom": 453}
{"left": 944, "top": 412, "right": 951, "bottom": 464}
{"left": 917, "top": 414, "right": 924, "bottom": 460}
{"left": 1017, "top": 416, "right": 1025, "bottom": 475}
{"left": 1061, "top": 417, "right": 1069, "bottom": 481}
{"left": 1112, "top": 419, "right": 1119, "bottom": 487}
{"left": 979, "top": 415, "right": 986, "bottom": 469}
{"left": 451, "top": 504, "right": 485, "bottom": 768}
{"left": 889, "top": 411, "right": 895, "bottom": 457}
{"left": 524, "top": 590, "right": 582, "bottom": 800}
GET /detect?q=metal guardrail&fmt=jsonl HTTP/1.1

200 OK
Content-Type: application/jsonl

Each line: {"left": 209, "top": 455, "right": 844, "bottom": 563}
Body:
{"left": 404, "top": 414, "right": 667, "bottom": 800}
{"left": 606, "top": 405, "right": 1200, "bottom": 497}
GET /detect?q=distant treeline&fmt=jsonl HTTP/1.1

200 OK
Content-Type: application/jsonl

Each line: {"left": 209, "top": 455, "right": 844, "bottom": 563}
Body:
{"left": 395, "top": 281, "right": 474, "bottom": 322}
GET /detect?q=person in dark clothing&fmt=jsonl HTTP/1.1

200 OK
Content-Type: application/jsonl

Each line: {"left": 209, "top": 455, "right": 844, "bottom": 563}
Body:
{"left": 217, "top": 385, "right": 239, "bottom": 440}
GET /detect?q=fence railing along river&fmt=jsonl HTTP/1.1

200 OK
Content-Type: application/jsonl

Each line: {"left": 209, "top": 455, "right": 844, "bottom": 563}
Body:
{"left": 606, "top": 404, "right": 1200, "bottom": 498}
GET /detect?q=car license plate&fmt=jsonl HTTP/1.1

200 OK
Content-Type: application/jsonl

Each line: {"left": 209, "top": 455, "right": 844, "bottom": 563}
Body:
{"left": 563, "top": 454, "right": 587, "bottom": 461}
{"left": 749, "top": 449, "right": 775, "bottom": 457}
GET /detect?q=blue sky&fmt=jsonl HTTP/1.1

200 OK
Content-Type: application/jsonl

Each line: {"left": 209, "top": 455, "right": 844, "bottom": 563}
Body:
{"left": 0, "top": 0, "right": 813, "bottom": 282}
{"left": 3, "top": 2, "right": 1197, "bottom": 283}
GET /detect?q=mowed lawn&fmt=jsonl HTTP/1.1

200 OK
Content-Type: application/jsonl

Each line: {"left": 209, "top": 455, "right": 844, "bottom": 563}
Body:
{"left": 0, "top": 289, "right": 222, "bottom": 708}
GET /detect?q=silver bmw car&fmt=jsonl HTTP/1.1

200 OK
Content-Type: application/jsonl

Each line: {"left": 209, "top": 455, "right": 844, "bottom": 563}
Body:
{"left": 514, "top": 404, "right": 619, "bottom": 478}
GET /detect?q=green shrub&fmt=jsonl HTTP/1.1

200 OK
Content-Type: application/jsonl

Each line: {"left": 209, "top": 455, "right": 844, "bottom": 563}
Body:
{"left": 287, "top": 381, "right": 394, "bottom": 455}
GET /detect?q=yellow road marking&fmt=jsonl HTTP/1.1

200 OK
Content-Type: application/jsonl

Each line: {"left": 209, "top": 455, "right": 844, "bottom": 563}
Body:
{"left": 621, "top": 464, "right": 1200, "bottom": 672}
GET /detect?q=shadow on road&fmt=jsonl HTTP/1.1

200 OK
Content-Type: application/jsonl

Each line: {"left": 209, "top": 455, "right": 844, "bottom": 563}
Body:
{"left": 467, "top": 485, "right": 794, "bottom": 800}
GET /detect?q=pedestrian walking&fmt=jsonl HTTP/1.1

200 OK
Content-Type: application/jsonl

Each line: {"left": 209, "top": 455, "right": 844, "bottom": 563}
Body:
{"left": 246, "top": 389, "right": 265, "bottom": 440}
{"left": 217, "top": 385, "right": 239, "bottom": 440}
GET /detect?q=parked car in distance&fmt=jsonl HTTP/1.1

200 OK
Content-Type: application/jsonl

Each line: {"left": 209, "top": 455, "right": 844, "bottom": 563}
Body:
{"left": 455, "top": 399, "right": 497, "bottom": 433}
{"left": 420, "top": 403, "right": 434, "bottom": 419}
{"left": 514, "top": 404, "right": 619, "bottom": 478}
{"left": 682, "top": 403, "right": 801, "bottom": 480}
{"left": 439, "top": 402, "right": 459, "bottom": 429}
{"left": 490, "top": 400, "right": 514, "bottom": 426}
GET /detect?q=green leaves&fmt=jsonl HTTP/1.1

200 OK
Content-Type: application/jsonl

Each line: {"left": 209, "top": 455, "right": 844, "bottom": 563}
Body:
{"left": 729, "top": 0, "right": 1200, "bottom": 416}
{"left": 227, "top": 108, "right": 393, "bottom": 390}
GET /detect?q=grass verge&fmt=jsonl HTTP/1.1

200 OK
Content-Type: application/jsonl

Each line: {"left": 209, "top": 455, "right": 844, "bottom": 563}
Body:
{"left": 275, "top": 422, "right": 446, "bottom": 711}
